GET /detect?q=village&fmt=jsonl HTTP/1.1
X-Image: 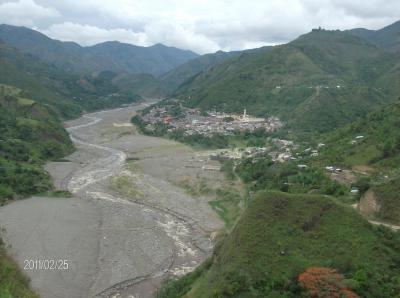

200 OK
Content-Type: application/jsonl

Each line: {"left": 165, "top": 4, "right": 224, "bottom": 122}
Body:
{"left": 140, "top": 103, "right": 283, "bottom": 137}
{"left": 139, "top": 103, "right": 365, "bottom": 196}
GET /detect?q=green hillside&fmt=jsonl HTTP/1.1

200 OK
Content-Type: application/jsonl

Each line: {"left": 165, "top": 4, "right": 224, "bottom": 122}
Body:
{"left": 317, "top": 100, "right": 400, "bottom": 224}
{"left": 159, "top": 192, "right": 400, "bottom": 298}
{"left": 0, "top": 42, "right": 145, "bottom": 118}
{"left": 0, "top": 85, "right": 73, "bottom": 202}
{"left": 0, "top": 25, "right": 198, "bottom": 76}
{"left": 161, "top": 50, "right": 243, "bottom": 92}
{"left": 0, "top": 238, "right": 39, "bottom": 298}
{"left": 319, "top": 101, "right": 400, "bottom": 168}
{"left": 0, "top": 42, "right": 83, "bottom": 118}
{"left": 88, "top": 42, "right": 198, "bottom": 76}
{"left": 349, "top": 20, "right": 400, "bottom": 52}
{"left": 173, "top": 30, "right": 400, "bottom": 135}
{"left": 112, "top": 72, "right": 169, "bottom": 98}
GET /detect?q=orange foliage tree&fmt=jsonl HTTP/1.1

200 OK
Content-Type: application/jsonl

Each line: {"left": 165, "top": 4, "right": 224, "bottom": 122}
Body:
{"left": 298, "top": 267, "right": 359, "bottom": 298}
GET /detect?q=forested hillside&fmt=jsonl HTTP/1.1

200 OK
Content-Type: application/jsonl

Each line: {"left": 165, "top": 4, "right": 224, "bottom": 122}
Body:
{"left": 159, "top": 191, "right": 400, "bottom": 298}
{"left": 317, "top": 100, "right": 400, "bottom": 225}
{"left": 349, "top": 20, "right": 400, "bottom": 52}
{"left": 0, "top": 24, "right": 198, "bottom": 76}
{"left": 161, "top": 50, "right": 243, "bottom": 92}
{"left": 0, "top": 85, "right": 73, "bottom": 202}
{"left": 0, "top": 42, "right": 146, "bottom": 118}
{"left": 173, "top": 29, "right": 400, "bottom": 135}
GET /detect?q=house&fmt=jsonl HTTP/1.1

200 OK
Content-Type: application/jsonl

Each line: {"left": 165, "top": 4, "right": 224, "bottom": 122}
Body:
{"left": 350, "top": 187, "right": 360, "bottom": 195}
{"left": 298, "top": 164, "right": 308, "bottom": 169}
{"left": 163, "top": 116, "right": 173, "bottom": 124}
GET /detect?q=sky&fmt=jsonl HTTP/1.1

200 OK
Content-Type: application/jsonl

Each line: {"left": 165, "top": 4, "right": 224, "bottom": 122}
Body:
{"left": 0, "top": 0, "right": 399, "bottom": 54}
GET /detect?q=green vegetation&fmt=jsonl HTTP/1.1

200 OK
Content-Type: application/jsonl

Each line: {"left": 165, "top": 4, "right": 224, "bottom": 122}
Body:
{"left": 236, "top": 157, "right": 348, "bottom": 199}
{"left": 110, "top": 175, "right": 143, "bottom": 199}
{"left": 318, "top": 101, "right": 400, "bottom": 169}
{"left": 159, "top": 191, "right": 400, "bottom": 298}
{"left": 316, "top": 101, "right": 400, "bottom": 224}
{"left": 178, "top": 178, "right": 212, "bottom": 197}
{"left": 0, "top": 24, "right": 198, "bottom": 77}
{"left": 373, "top": 177, "right": 400, "bottom": 225}
{"left": 132, "top": 113, "right": 273, "bottom": 150}
{"left": 0, "top": 89, "right": 74, "bottom": 203}
{"left": 174, "top": 30, "right": 400, "bottom": 136}
{"left": 38, "top": 190, "right": 73, "bottom": 198}
{"left": 161, "top": 50, "right": 243, "bottom": 92}
{"left": 349, "top": 20, "right": 400, "bottom": 52}
{"left": 209, "top": 188, "right": 243, "bottom": 229}
{"left": 0, "top": 239, "right": 39, "bottom": 298}
{"left": 0, "top": 42, "right": 144, "bottom": 119}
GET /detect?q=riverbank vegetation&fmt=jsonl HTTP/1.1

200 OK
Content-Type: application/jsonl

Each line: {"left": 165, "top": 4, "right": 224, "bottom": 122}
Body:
{"left": 0, "top": 88, "right": 74, "bottom": 203}
{"left": 158, "top": 191, "right": 400, "bottom": 298}
{"left": 0, "top": 239, "right": 39, "bottom": 298}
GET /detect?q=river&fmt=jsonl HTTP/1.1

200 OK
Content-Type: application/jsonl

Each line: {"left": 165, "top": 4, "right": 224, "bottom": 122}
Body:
{"left": 0, "top": 103, "right": 223, "bottom": 298}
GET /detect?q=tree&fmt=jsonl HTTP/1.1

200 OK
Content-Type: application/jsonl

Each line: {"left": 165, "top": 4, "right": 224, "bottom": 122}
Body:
{"left": 298, "top": 267, "right": 359, "bottom": 298}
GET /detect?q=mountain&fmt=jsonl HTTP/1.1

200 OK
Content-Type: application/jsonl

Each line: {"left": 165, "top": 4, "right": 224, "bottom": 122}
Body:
{"left": 111, "top": 72, "right": 169, "bottom": 98}
{"left": 87, "top": 41, "right": 198, "bottom": 76}
{"left": 160, "top": 47, "right": 270, "bottom": 93}
{"left": 318, "top": 100, "right": 400, "bottom": 224}
{"left": 160, "top": 50, "right": 243, "bottom": 92}
{"left": 349, "top": 20, "right": 400, "bottom": 52}
{"left": 0, "top": 84, "right": 74, "bottom": 201}
{"left": 159, "top": 191, "right": 400, "bottom": 298}
{"left": 0, "top": 24, "right": 198, "bottom": 76}
{"left": 173, "top": 29, "right": 400, "bottom": 135}
{"left": 0, "top": 41, "right": 83, "bottom": 118}
{"left": 0, "top": 41, "right": 151, "bottom": 117}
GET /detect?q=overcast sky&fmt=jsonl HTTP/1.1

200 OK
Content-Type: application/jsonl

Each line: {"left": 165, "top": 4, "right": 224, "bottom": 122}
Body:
{"left": 0, "top": 0, "right": 399, "bottom": 54}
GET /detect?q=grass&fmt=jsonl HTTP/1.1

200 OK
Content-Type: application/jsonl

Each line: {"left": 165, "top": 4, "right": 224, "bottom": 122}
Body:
{"left": 125, "top": 159, "right": 141, "bottom": 172}
{"left": 209, "top": 188, "right": 243, "bottom": 229}
{"left": 17, "top": 97, "right": 34, "bottom": 106}
{"left": 177, "top": 178, "right": 213, "bottom": 197}
{"left": 109, "top": 175, "right": 143, "bottom": 199}
{"left": 373, "top": 177, "right": 400, "bottom": 225}
{"left": 174, "top": 30, "right": 399, "bottom": 136}
{"left": 159, "top": 191, "right": 400, "bottom": 298}
{"left": 0, "top": 84, "right": 21, "bottom": 97}
{"left": 0, "top": 239, "right": 39, "bottom": 298}
{"left": 38, "top": 190, "right": 73, "bottom": 198}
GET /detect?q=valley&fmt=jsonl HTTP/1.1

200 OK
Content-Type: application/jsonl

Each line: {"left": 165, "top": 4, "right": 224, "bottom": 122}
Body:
{"left": 0, "top": 103, "right": 223, "bottom": 298}
{"left": 0, "top": 12, "right": 400, "bottom": 298}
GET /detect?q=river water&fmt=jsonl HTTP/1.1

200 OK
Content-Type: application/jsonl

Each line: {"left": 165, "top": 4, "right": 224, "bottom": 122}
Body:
{"left": 0, "top": 103, "right": 222, "bottom": 298}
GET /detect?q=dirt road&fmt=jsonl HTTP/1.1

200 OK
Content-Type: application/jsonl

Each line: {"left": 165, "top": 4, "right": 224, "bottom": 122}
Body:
{"left": 0, "top": 103, "right": 223, "bottom": 298}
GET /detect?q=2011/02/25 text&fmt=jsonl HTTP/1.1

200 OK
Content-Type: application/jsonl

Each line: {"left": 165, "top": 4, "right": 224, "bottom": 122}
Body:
{"left": 24, "top": 259, "right": 69, "bottom": 270}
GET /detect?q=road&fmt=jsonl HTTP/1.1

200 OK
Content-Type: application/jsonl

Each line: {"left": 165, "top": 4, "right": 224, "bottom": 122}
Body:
{"left": 0, "top": 103, "right": 222, "bottom": 298}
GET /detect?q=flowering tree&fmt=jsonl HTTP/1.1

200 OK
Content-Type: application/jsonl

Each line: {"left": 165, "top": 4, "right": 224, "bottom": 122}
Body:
{"left": 298, "top": 267, "right": 359, "bottom": 298}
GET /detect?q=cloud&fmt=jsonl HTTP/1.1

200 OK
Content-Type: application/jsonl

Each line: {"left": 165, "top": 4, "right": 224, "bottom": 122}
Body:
{"left": 41, "top": 22, "right": 149, "bottom": 46}
{"left": 0, "top": 0, "right": 59, "bottom": 27}
{"left": 1, "top": 0, "right": 400, "bottom": 53}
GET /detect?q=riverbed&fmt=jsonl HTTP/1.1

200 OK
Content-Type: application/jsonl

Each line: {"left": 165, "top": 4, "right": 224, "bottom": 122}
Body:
{"left": 0, "top": 103, "right": 223, "bottom": 298}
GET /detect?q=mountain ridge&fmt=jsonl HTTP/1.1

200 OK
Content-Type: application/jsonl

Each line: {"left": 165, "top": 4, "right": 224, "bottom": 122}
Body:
{"left": 172, "top": 28, "right": 400, "bottom": 135}
{"left": 0, "top": 24, "right": 199, "bottom": 76}
{"left": 348, "top": 20, "right": 400, "bottom": 52}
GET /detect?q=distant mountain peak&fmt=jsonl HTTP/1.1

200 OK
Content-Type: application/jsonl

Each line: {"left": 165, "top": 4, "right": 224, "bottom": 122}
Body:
{"left": 0, "top": 23, "right": 199, "bottom": 76}
{"left": 348, "top": 19, "right": 400, "bottom": 52}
